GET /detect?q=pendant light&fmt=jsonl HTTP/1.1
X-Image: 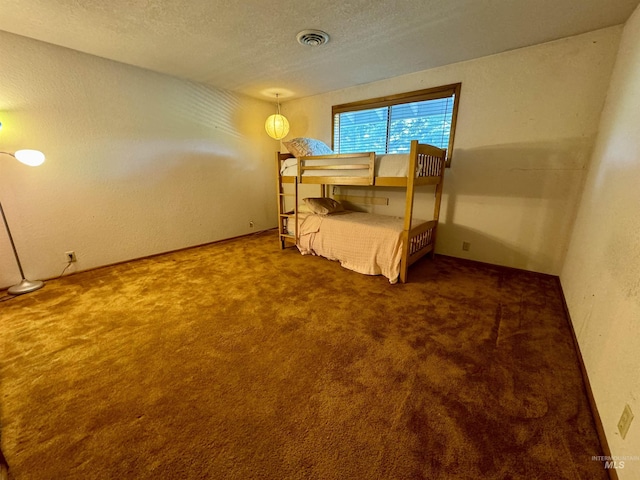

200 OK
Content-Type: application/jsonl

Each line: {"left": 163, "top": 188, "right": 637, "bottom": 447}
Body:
{"left": 265, "top": 93, "right": 290, "bottom": 140}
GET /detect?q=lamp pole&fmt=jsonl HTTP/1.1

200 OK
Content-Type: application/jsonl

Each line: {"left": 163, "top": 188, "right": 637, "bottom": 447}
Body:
{"left": 0, "top": 198, "right": 44, "bottom": 294}
{"left": 0, "top": 149, "right": 46, "bottom": 295}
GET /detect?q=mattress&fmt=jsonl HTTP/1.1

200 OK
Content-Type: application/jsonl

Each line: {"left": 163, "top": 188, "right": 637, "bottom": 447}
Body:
{"left": 280, "top": 153, "right": 410, "bottom": 178}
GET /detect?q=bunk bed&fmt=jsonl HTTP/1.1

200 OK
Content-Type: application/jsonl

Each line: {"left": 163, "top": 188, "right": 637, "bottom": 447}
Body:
{"left": 275, "top": 140, "right": 446, "bottom": 283}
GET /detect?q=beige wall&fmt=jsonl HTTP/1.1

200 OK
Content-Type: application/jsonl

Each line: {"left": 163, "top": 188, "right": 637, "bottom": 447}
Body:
{"left": 561, "top": 5, "right": 640, "bottom": 477}
{"left": 0, "top": 31, "right": 278, "bottom": 289}
{"left": 281, "top": 27, "right": 621, "bottom": 275}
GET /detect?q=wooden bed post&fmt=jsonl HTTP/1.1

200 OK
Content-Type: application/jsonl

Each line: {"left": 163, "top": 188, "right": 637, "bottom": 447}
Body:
{"left": 430, "top": 152, "right": 445, "bottom": 259}
{"left": 294, "top": 176, "right": 299, "bottom": 245}
{"left": 399, "top": 141, "right": 419, "bottom": 283}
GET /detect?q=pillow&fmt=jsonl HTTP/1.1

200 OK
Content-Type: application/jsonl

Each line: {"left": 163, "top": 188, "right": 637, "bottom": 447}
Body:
{"left": 303, "top": 197, "right": 344, "bottom": 215}
{"left": 297, "top": 203, "right": 313, "bottom": 214}
{"left": 283, "top": 137, "right": 333, "bottom": 158}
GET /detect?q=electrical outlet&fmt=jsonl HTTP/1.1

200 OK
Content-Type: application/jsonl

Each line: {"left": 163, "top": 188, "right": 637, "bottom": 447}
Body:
{"left": 618, "top": 404, "right": 634, "bottom": 439}
{"left": 65, "top": 251, "right": 77, "bottom": 263}
{"left": 462, "top": 241, "right": 471, "bottom": 251}
{"left": 249, "top": 221, "right": 254, "bottom": 228}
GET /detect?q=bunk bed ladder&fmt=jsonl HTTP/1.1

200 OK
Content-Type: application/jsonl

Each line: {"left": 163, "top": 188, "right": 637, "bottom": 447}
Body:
{"left": 276, "top": 152, "right": 298, "bottom": 249}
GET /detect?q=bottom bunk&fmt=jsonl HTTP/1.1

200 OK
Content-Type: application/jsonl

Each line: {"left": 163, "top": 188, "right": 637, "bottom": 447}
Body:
{"left": 293, "top": 208, "right": 436, "bottom": 284}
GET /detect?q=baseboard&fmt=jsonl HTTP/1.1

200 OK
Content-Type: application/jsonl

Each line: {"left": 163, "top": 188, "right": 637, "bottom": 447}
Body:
{"left": 555, "top": 278, "right": 618, "bottom": 480}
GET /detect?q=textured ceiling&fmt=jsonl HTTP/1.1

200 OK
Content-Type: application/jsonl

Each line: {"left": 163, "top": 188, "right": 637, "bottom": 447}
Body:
{"left": 0, "top": 0, "right": 638, "bottom": 101}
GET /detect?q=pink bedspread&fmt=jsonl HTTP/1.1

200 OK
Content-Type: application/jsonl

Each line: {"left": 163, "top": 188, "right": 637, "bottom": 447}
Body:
{"left": 297, "top": 211, "right": 415, "bottom": 283}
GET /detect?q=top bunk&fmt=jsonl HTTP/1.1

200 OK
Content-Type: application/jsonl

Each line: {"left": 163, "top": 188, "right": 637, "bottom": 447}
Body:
{"left": 277, "top": 140, "right": 446, "bottom": 188}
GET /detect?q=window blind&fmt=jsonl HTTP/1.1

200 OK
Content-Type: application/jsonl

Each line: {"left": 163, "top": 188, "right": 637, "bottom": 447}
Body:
{"left": 332, "top": 86, "right": 458, "bottom": 158}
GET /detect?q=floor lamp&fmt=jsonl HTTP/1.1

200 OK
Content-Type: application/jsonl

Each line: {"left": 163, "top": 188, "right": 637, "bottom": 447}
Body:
{"left": 0, "top": 148, "right": 46, "bottom": 295}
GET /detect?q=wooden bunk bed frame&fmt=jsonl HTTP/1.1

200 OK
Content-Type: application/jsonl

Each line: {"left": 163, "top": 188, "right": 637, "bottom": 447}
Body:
{"left": 276, "top": 140, "right": 446, "bottom": 283}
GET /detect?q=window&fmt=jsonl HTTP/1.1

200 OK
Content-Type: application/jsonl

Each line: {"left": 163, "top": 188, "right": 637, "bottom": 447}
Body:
{"left": 332, "top": 83, "right": 461, "bottom": 166}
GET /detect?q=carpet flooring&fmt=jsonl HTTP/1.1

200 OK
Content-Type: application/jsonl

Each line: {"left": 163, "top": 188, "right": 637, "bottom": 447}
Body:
{"left": 0, "top": 230, "right": 606, "bottom": 479}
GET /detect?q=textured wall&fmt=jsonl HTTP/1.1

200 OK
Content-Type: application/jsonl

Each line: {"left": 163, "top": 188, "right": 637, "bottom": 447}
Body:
{"left": 0, "top": 31, "right": 278, "bottom": 289}
{"left": 282, "top": 28, "right": 621, "bottom": 275}
{"left": 561, "top": 5, "right": 640, "bottom": 477}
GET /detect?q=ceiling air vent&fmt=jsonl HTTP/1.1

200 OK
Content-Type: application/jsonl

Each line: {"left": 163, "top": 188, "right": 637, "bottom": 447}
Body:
{"left": 296, "top": 29, "right": 330, "bottom": 47}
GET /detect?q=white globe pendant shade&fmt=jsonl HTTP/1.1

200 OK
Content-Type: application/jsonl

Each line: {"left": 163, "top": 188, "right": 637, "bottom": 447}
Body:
{"left": 265, "top": 113, "right": 290, "bottom": 140}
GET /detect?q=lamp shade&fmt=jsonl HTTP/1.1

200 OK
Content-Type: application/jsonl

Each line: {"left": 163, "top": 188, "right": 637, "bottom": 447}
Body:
{"left": 265, "top": 114, "right": 290, "bottom": 140}
{"left": 14, "top": 149, "right": 45, "bottom": 167}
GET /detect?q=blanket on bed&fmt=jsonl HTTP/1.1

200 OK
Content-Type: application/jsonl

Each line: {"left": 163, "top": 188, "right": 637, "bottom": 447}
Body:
{"left": 297, "top": 211, "right": 414, "bottom": 284}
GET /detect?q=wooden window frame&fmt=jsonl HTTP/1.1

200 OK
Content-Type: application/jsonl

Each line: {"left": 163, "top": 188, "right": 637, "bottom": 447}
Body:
{"left": 332, "top": 83, "right": 461, "bottom": 167}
